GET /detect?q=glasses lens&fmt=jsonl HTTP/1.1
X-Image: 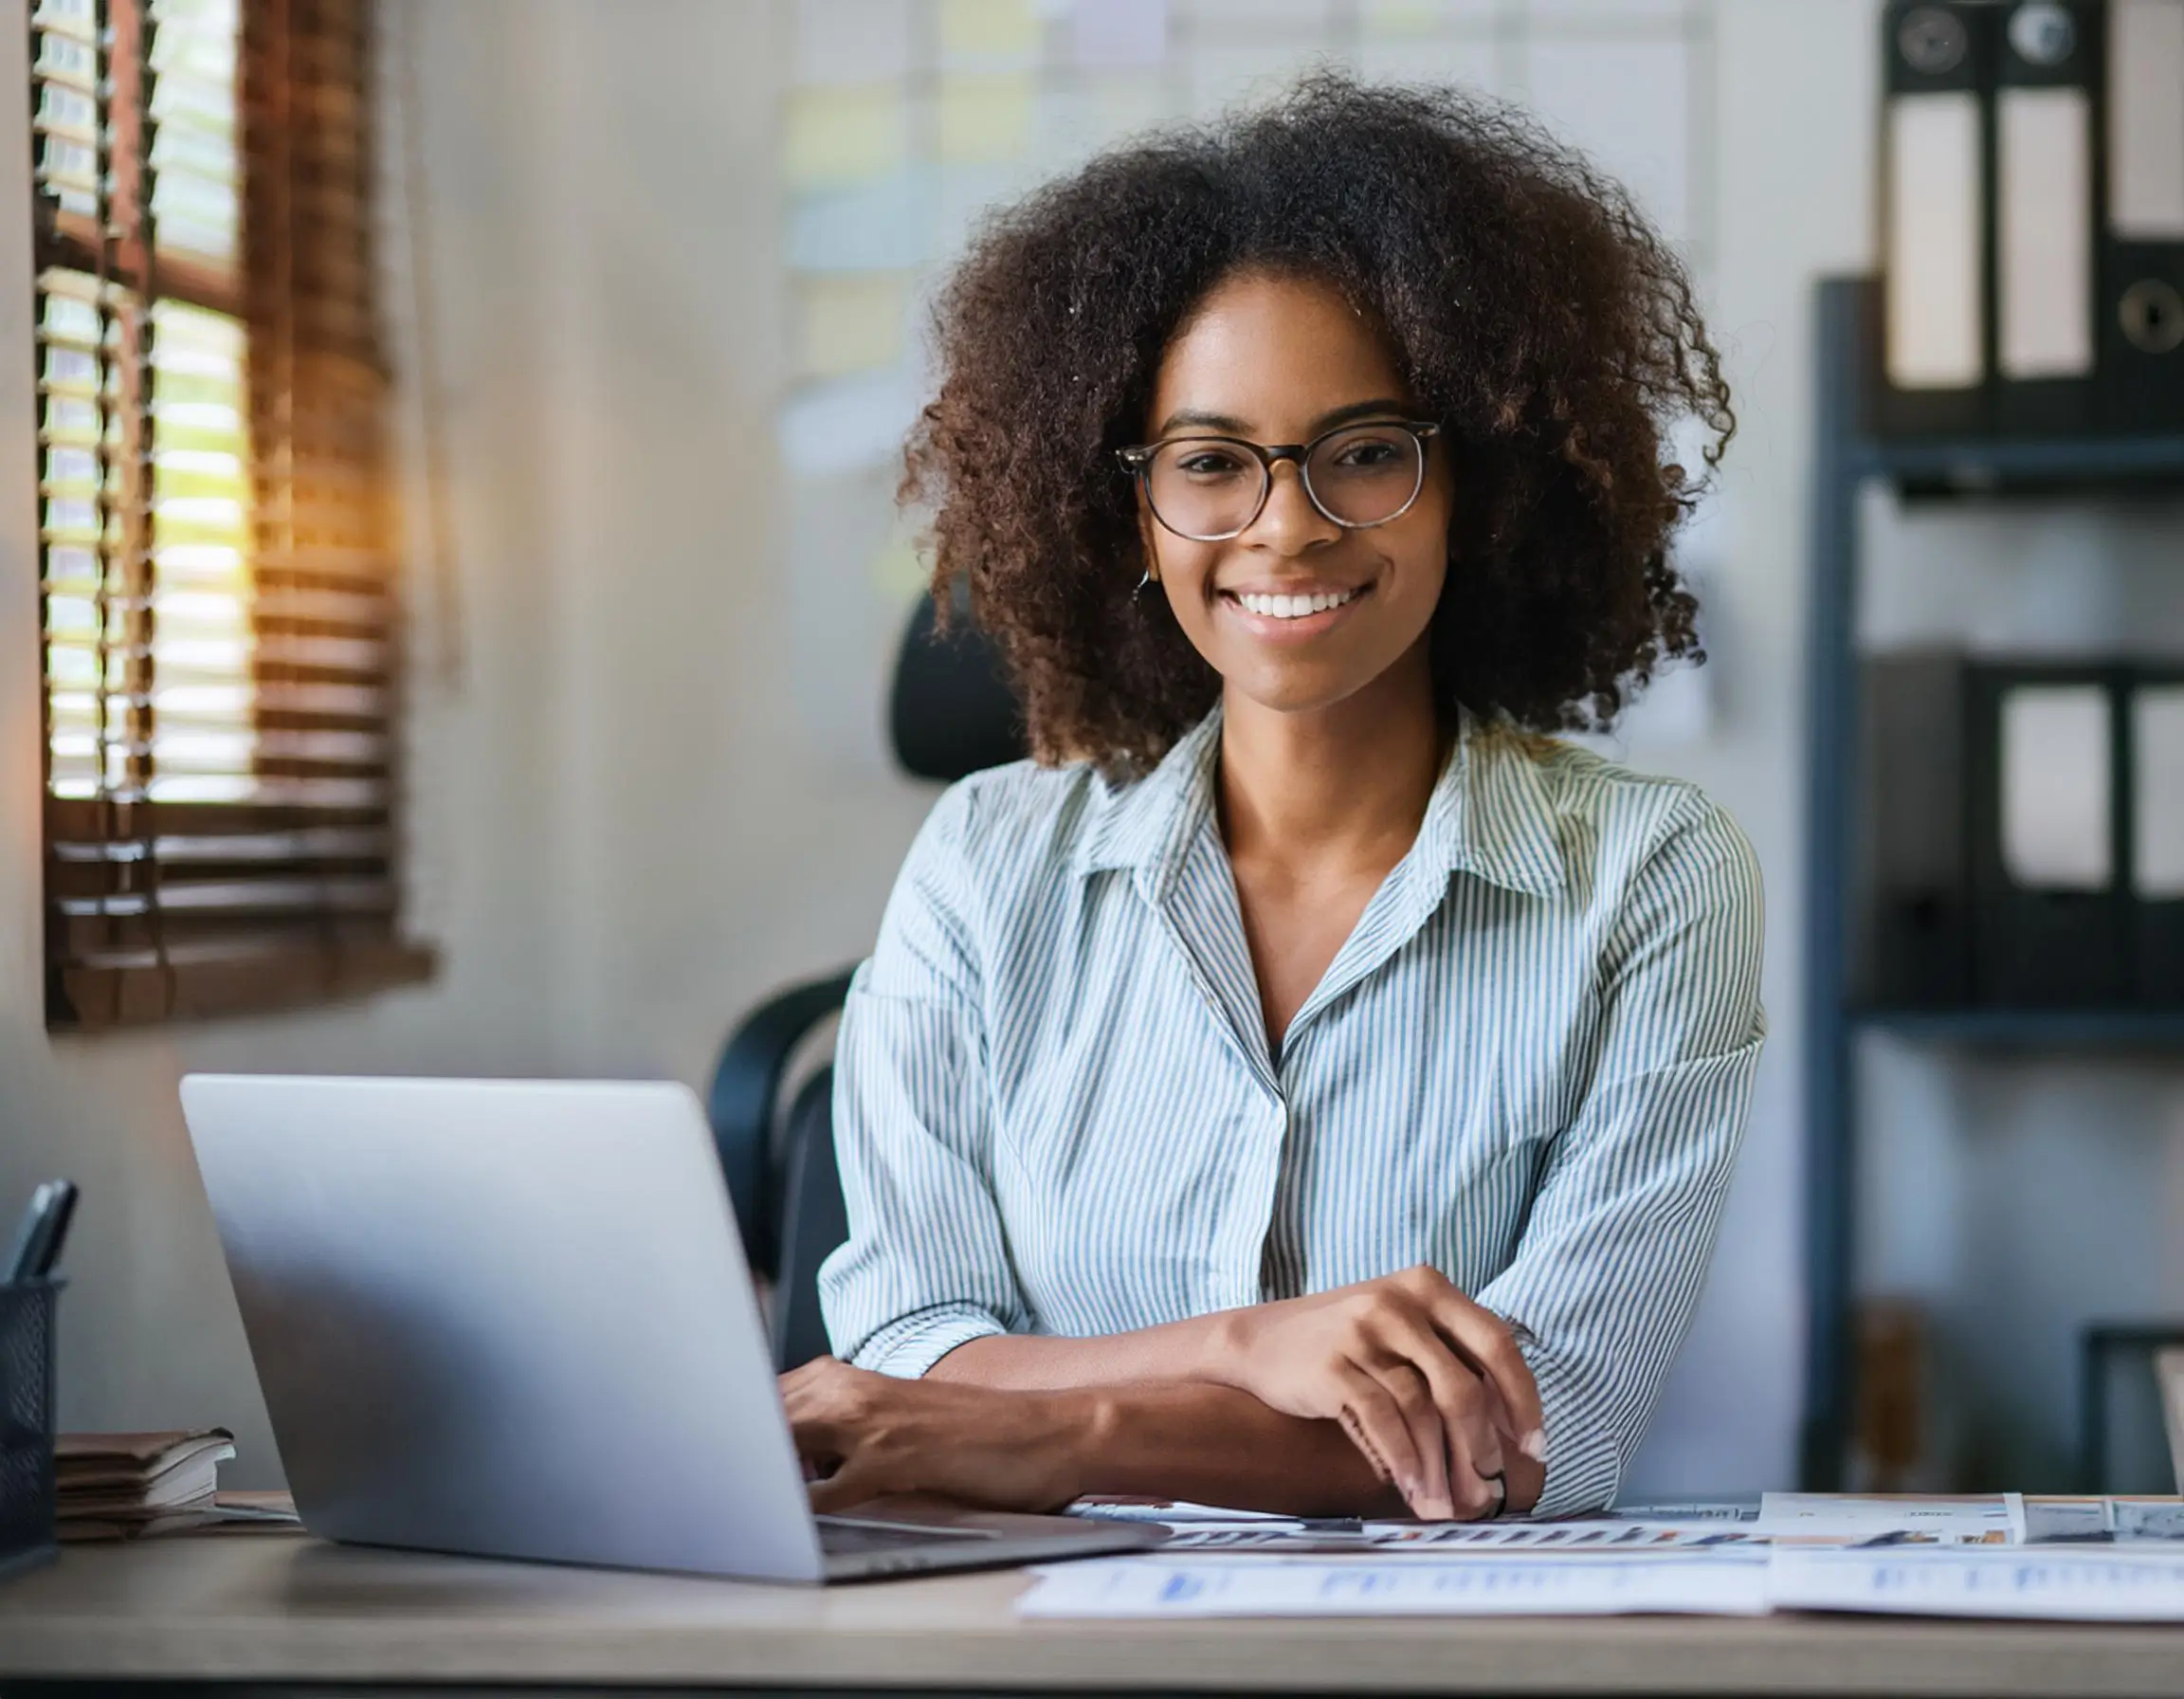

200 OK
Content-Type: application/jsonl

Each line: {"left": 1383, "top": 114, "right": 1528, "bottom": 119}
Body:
{"left": 1304, "top": 424, "right": 1424, "bottom": 527}
{"left": 1145, "top": 439, "right": 1267, "bottom": 539}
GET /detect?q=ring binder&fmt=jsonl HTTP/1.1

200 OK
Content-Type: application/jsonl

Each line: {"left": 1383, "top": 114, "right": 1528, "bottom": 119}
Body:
{"left": 1853, "top": 653, "right": 2184, "bottom": 1010}
{"left": 2129, "top": 664, "right": 2184, "bottom": 1000}
{"left": 1969, "top": 662, "right": 2130, "bottom": 1006}
{"left": 1881, "top": 2, "right": 1996, "bottom": 437}
{"left": 1857, "top": 652, "right": 1975, "bottom": 1007}
{"left": 2102, "top": 0, "right": 2184, "bottom": 430}
{"left": 1995, "top": 2, "right": 2102, "bottom": 435}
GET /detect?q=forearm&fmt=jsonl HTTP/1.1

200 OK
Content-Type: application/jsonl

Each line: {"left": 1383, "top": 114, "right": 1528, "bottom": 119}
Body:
{"left": 1063, "top": 1381, "right": 1545, "bottom": 1519}
{"left": 928, "top": 1318, "right": 1228, "bottom": 1390}
{"left": 1073, "top": 1380, "right": 1400, "bottom": 1517}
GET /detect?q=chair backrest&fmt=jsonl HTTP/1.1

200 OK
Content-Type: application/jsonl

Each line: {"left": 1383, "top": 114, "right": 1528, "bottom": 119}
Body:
{"left": 769, "top": 1068, "right": 849, "bottom": 1370}
{"left": 889, "top": 582, "right": 1026, "bottom": 781}
{"left": 712, "top": 588, "right": 1025, "bottom": 1369}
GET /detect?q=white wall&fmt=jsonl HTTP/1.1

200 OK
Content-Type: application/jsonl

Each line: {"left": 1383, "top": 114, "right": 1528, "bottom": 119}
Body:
{"left": 4, "top": 0, "right": 2174, "bottom": 1498}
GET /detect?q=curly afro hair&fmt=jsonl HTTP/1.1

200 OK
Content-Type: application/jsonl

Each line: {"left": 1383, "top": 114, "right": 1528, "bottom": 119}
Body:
{"left": 902, "top": 73, "right": 1733, "bottom": 777}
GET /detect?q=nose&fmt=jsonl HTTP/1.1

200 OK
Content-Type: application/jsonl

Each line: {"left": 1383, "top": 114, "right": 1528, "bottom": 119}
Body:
{"left": 1243, "top": 458, "right": 1339, "bottom": 555}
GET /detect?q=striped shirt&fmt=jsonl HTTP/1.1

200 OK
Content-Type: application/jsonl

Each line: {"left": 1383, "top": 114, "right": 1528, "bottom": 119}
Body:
{"left": 818, "top": 705, "right": 1766, "bottom": 1516}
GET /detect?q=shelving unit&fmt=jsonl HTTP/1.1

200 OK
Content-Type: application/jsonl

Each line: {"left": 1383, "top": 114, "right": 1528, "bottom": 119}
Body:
{"left": 1798, "top": 277, "right": 2184, "bottom": 1490}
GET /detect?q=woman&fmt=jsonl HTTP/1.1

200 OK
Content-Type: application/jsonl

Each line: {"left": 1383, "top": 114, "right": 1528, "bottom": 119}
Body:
{"left": 784, "top": 77, "right": 1763, "bottom": 1525}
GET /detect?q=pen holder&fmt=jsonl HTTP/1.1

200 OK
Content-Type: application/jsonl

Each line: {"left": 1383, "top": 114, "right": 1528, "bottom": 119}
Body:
{"left": 0, "top": 1278, "right": 61, "bottom": 1581}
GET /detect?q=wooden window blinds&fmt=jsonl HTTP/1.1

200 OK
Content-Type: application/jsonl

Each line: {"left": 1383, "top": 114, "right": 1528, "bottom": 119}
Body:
{"left": 32, "top": 0, "right": 431, "bottom": 1030}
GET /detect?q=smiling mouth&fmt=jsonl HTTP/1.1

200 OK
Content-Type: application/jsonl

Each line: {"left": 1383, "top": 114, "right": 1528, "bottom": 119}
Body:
{"left": 1223, "top": 584, "right": 1368, "bottom": 621}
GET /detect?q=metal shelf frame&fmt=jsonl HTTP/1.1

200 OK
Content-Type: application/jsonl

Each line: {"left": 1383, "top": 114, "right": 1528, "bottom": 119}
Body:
{"left": 1796, "top": 277, "right": 2184, "bottom": 1489}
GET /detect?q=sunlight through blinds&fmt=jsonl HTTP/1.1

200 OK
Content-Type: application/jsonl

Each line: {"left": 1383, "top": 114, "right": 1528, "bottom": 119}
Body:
{"left": 33, "top": 0, "right": 429, "bottom": 1028}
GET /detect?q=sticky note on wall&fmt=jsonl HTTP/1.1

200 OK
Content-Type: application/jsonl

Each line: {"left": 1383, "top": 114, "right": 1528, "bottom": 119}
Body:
{"left": 938, "top": 74, "right": 1035, "bottom": 163}
{"left": 1360, "top": 0, "right": 1447, "bottom": 35}
{"left": 785, "top": 86, "right": 910, "bottom": 190}
{"left": 798, "top": 274, "right": 911, "bottom": 378}
{"left": 940, "top": 0, "right": 1040, "bottom": 69}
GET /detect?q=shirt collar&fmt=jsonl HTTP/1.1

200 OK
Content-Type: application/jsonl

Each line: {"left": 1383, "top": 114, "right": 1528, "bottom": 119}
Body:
{"left": 1072, "top": 703, "right": 1566, "bottom": 901}
{"left": 1070, "top": 705, "right": 1227, "bottom": 896}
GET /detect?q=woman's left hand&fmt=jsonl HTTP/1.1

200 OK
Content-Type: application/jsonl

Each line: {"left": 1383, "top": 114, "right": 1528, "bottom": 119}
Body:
{"left": 780, "top": 1356, "right": 1097, "bottom": 1514}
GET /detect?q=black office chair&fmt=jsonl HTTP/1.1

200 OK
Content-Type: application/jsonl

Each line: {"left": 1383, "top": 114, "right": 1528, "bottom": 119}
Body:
{"left": 710, "top": 588, "right": 1024, "bottom": 1371}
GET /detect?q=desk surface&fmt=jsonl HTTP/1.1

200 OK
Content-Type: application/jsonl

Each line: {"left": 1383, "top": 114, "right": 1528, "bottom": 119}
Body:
{"left": 5, "top": 1537, "right": 2184, "bottom": 1696}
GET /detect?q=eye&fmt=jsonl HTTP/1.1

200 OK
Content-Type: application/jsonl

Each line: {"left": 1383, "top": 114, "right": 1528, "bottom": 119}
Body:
{"left": 1174, "top": 448, "right": 1248, "bottom": 479}
{"left": 1329, "top": 434, "right": 1405, "bottom": 468}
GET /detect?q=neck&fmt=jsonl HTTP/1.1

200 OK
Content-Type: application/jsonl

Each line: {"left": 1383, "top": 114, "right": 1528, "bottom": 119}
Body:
{"left": 1215, "top": 649, "right": 1447, "bottom": 878}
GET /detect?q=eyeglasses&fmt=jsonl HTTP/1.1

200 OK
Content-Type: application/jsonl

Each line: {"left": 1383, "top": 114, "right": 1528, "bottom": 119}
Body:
{"left": 1116, "top": 419, "right": 1441, "bottom": 543}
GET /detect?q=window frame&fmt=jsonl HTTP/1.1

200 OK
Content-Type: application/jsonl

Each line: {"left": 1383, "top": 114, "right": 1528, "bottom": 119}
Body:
{"left": 32, "top": 0, "right": 433, "bottom": 1032}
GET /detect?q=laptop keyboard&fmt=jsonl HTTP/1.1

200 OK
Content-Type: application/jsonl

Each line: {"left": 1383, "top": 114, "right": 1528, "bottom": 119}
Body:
{"left": 816, "top": 1514, "right": 994, "bottom": 1554}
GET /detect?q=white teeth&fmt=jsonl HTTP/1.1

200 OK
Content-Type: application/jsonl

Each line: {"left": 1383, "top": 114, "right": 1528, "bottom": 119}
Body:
{"left": 1237, "top": 587, "right": 1359, "bottom": 619}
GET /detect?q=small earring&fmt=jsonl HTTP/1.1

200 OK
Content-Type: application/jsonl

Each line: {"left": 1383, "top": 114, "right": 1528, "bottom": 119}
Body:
{"left": 1133, "top": 570, "right": 1154, "bottom": 603}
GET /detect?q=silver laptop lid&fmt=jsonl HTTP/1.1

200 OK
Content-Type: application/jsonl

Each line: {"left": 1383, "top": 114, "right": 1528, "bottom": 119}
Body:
{"left": 181, "top": 1074, "right": 825, "bottom": 1582}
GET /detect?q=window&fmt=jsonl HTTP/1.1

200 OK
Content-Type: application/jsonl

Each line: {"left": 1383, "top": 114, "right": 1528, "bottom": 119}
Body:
{"left": 32, "top": 0, "right": 431, "bottom": 1029}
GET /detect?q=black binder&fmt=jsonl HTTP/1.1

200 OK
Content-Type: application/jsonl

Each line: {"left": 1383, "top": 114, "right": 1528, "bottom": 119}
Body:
{"left": 1994, "top": 0, "right": 2103, "bottom": 436}
{"left": 1863, "top": 653, "right": 2184, "bottom": 1011}
{"left": 1966, "top": 660, "right": 2131, "bottom": 1006}
{"left": 2127, "top": 662, "right": 2184, "bottom": 1001}
{"left": 2100, "top": 0, "right": 2184, "bottom": 432}
{"left": 1857, "top": 652, "right": 1976, "bottom": 1007}
{"left": 1879, "top": 1, "right": 1998, "bottom": 439}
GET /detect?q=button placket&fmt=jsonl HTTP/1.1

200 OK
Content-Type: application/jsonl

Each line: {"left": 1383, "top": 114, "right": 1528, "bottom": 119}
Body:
{"left": 1250, "top": 1087, "right": 1295, "bottom": 1303}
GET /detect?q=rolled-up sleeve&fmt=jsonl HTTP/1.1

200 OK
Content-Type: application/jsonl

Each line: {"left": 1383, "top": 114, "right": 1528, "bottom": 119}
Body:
{"left": 1474, "top": 797, "right": 1767, "bottom": 1518}
{"left": 818, "top": 784, "right": 1030, "bottom": 1377}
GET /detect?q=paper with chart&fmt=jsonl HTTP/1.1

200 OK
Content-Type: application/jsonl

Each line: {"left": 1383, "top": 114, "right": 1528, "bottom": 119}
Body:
{"left": 1040, "top": 1495, "right": 2184, "bottom": 1619}
{"left": 1753, "top": 1492, "right": 2026, "bottom": 1545}
{"left": 1769, "top": 1546, "right": 2184, "bottom": 1622}
{"left": 1068, "top": 1492, "right": 2180, "bottom": 1562}
{"left": 2115, "top": 1498, "right": 2184, "bottom": 1542}
{"left": 1021, "top": 1544, "right": 2184, "bottom": 1623}
{"left": 1067, "top": 1498, "right": 1760, "bottom": 1553}
{"left": 1019, "top": 1553, "right": 1774, "bottom": 1619}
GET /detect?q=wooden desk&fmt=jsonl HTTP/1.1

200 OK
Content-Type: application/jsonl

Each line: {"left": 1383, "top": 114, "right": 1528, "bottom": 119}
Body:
{"left": 3, "top": 1537, "right": 2183, "bottom": 1696}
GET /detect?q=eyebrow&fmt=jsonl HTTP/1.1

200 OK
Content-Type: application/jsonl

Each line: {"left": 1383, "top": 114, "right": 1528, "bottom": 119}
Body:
{"left": 1153, "top": 397, "right": 1413, "bottom": 439}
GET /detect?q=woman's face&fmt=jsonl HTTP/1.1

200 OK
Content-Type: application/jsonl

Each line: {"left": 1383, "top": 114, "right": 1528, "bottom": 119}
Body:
{"left": 1138, "top": 268, "right": 1453, "bottom": 720}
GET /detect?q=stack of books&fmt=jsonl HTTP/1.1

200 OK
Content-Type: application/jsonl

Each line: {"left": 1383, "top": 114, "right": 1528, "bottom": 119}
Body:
{"left": 55, "top": 1430, "right": 295, "bottom": 1541}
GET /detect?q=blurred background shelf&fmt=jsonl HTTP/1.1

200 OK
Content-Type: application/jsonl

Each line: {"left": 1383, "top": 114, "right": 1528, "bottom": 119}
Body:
{"left": 1848, "top": 433, "right": 2184, "bottom": 492}
{"left": 1852, "top": 1008, "right": 2184, "bottom": 1050}
{"left": 1800, "top": 276, "right": 2184, "bottom": 1492}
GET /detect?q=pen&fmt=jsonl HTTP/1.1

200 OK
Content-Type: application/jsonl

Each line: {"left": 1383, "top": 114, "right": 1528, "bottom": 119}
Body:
{"left": 6, "top": 1179, "right": 79, "bottom": 1283}
{"left": 29, "top": 1178, "right": 78, "bottom": 1276}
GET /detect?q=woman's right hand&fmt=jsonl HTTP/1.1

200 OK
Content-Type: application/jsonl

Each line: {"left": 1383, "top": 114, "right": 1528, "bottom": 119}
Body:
{"left": 1205, "top": 1265, "right": 1547, "bottom": 1521}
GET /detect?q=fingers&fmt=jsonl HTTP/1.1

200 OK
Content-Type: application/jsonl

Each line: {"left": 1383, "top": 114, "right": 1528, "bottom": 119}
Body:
{"left": 1439, "top": 1411, "right": 1504, "bottom": 1520}
{"left": 785, "top": 1362, "right": 891, "bottom": 1513}
{"left": 780, "top": 1357, "right": 870, "bottom": 1467}
{"left": 806, "top": 1456, "right": 885, "bottom": 1515}
{"left": 1368, "top": 1361, "right": 1454, "bottom": 1521}
{"left": 1329, "top": 1361, "right": 1436, "bottom": 1516}
{"left": 1419, "top": 1281, "right": 1547, "bottom": 1461}
{"left": 1376, "top": 1311, "right": 1505, "bottom": 1482}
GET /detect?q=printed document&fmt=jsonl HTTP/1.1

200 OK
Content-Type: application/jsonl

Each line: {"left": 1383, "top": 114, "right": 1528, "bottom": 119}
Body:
{"left": 1770, "top": 1547, "right": 2184, "bottom": 1622}
{"left": 1753, "top": 1492, "right": 2025, "bottom": 1544}
{"left": 1019, "top": 1554, "right": 1774, "bottom": 1619}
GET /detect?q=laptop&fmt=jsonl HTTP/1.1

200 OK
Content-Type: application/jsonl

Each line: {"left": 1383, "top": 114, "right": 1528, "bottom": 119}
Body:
{"left": 179, "top": 1073, "right": 1159, "bottom": 1582}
